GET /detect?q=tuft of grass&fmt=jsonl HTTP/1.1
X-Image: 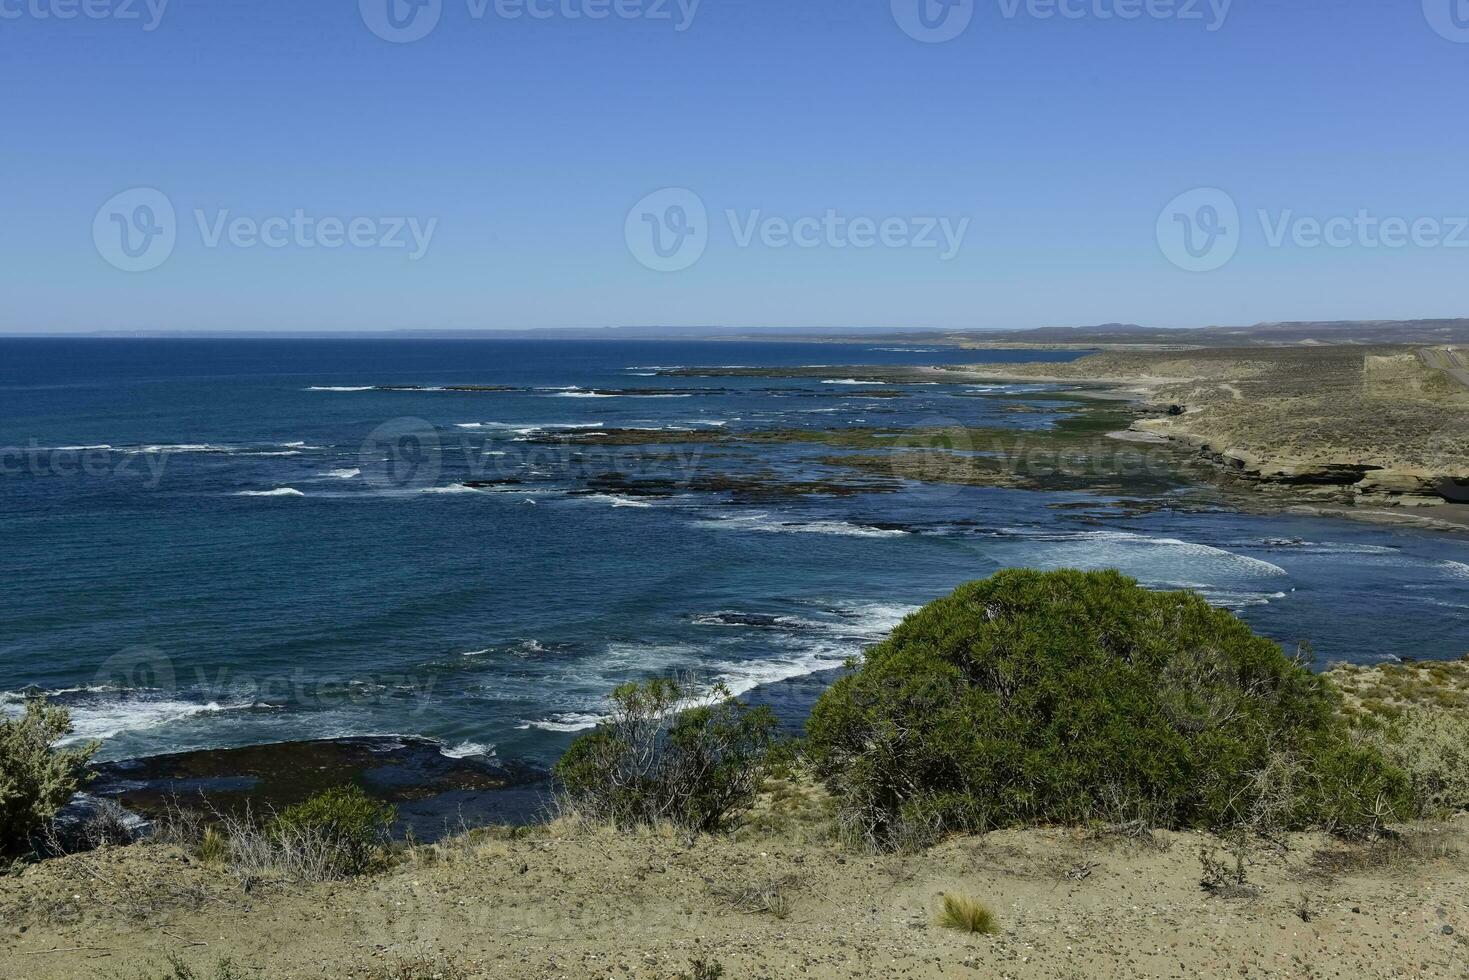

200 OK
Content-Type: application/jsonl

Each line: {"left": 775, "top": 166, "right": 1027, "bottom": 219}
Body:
{"left": 938, "top": 893, "right": 999, "bottom": 934}
{"left": 197, "top": 826, "right": 229, "bottom": 865}
{"left": 708, "top": 877, "right": 794, "bottom": 919}
{"left": 678, "top": 960, "right": 725, "bottom": 980}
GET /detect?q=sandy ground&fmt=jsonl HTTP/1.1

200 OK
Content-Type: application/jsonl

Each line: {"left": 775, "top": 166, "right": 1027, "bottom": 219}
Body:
{"left": 4, "top": 812, "right": 1468, "bottom": 980}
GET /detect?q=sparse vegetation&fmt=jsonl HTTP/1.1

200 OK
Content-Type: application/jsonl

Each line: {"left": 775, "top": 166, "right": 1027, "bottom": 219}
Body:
{"left": 151, "top": 786, "right": 395, "bottom": 882}
{"left": 360, "top": 952, "right": 473, "bottom": 980}
{"left": 554, "top": 677, "right": 783, "bottom": 833}
{"left": 0, "top": 699, "right": 98, "bottom": 858}
{"left": 678, "top": 960, "right": 726, "bottom": 980}
{"left": 121, "top": 953, "right": 248, "bottom": 980}
{"left": 938, "top": 893, "right": 999, "bottom": 934}
{"left": 1374, "top": 707, "right": 1469, "bottom": 817}
{"left": 708, "top": 876, "right": 794, "bottom": 919}
{"left": 807, "top": 570, "right": 1412, "bottom": 849}
{"left": 1199, "top": 833, "right": 1259, "bottom": 899}
{"left": 268, "top": 784, "right": 396, "bottom": 878}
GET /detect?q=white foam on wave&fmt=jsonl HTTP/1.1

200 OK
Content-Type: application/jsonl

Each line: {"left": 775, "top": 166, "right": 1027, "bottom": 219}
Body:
{"left": 583, "top": 494, "right": 655, "bottom": 509}
{"left": 705, "top": 599, "right": 922, "bottom": 697}
{"left": 1, "top": 683, "right": 121, "bottom": 706}
{"left": 323, "top": 468, "right": 361, "bottom": 480}
{"left": 692, "top": 612, "right": 827, "bottom": 631}
{"left": 520, "top": 712, "right": 605, "bottom": 733}
{"left": 839, "top": 600, "right": 924, "bottom": 634}
{"left": 711, "top": 641, "right": 854, "bottom": 698}
{"left": 697, "top": 512, "right": 909, "bottom": 539}
{"left": 513, "top": 600, "right": 920, "bottom": 736}
{"left": 1, "top": 444, "right": 114, "bottom": 452}
{"left": 455, "top": 422, "right": 605, "bottom": 437}
{"left": 1439, "top": 560, "right": 1469, "bottom": 580}
{"left": 441, "top": 741, "right": 496, "bottom": 759}
{"left": 126, "top": 442, "right": 318, "bottom": 456}
{"left": 1255, "top": 539, "right": 1399, "bottom": 555}
{"left": 54, "top": 698, "right": 258, "bottom": 745}
{"left": 235, "top": 488, "right": 306, "bottom": 498}
{"left": 822, "top": 378, "right": 887, "bottom": 386}
{"left": 600, "top": 642, "right": 701, "bottom": 671}
{"left": 995, "top": 529, "right": 1289, "bottom": 578}
{"left": 139, "top": 444, "right": 235, "bottom": 454}
{"left": 306, "top": 386, "right": 376, "bottom": 392}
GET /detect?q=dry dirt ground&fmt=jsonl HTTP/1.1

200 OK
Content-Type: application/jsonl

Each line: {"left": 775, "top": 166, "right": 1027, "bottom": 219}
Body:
{"left": 4, "top": 810, "right": 1468, "bottom": 980}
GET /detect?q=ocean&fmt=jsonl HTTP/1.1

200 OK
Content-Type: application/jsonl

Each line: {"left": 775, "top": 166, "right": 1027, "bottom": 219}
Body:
{"left": 2, "top": 338, "right": 1467, "bottom": 770}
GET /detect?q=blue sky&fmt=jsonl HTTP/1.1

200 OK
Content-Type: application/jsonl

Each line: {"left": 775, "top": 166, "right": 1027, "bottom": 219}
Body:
{"left": 2, "top": 0, "right": 1466, "bottom": 333}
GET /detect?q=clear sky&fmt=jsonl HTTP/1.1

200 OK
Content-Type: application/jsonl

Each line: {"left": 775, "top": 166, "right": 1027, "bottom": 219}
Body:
{"left": 2, "top": 0, "right": 1465, "bottom": 333}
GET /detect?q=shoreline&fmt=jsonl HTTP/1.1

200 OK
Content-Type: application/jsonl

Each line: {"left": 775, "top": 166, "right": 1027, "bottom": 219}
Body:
{"left": 31, "top": 345, "right": 1469, "bottom": 832}
{"left": 929, "top": 348, "right": 1469, "bottom": 529}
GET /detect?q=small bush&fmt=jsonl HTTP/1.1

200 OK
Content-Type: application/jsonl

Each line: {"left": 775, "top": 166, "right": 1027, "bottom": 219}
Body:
{"left": 807, "top": 569, "right": 1411, "bottom": 848}
{"left": 1198, "top": 831, "right": 1259, "bottom": 898}
{"left": 938, "top": 894, "right": 998, "bottom": 934}
{"left": 0, "top": 699, "right": 98, "bottom": 857}
{"left": 1372, "top": 706, "right": 1469, "bottom": 817}
{"left": 158, "top": 787, "right": 395, "bottom": 882}
{"left": 554, "top": 677, "right": 782, "bottom": 833}
{"left": 268, "top": 785, "right": 396, "bottom": 878}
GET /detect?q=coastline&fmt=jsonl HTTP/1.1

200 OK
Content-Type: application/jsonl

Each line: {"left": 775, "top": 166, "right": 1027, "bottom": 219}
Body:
{"left": 56, "top": 345, "right": 1469, "bottom": 829}
{"left": 931, "top": 347, "right": 1469, "bottom": 526}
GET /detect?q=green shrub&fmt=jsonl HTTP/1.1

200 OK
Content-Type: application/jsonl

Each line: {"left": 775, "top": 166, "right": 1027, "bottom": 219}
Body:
{"left": 0, "top": 699, "right": 98, "bottom": 857}
{"left": 1372, "top": 706, "right": 1469, "bottom": 817}
{"left": 806, "top": 569, "right": 1410, "bottom": 848}
{"left": 555, "top": 677, "right": 782, "bottom": 833}
{"left": 268, "top": 785, "right": 395, "bottom": 878}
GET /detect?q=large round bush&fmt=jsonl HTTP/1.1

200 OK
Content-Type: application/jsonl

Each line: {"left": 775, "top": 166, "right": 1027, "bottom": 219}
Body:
{"left": 806, "top": 569, "right": 1409, "bottom": 847}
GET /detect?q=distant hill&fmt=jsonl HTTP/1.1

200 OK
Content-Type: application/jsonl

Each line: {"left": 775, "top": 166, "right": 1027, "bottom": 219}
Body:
{"left": 745, "top": 319, "right": 1469, "bottom": 348}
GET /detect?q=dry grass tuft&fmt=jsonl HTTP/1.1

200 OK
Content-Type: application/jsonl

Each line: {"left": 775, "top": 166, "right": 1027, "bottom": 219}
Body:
{"left": 708, "top": 876, "right": 796, "bottom": 919}
{"left": 938, "top": 893, "right": 999, "bottom": 934}
{"left": 1309, "top": 825, "right": 1464, "bottom": 880}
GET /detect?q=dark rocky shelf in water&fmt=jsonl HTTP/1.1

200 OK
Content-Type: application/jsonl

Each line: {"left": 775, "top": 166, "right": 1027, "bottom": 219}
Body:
{"left": 86, "top": 737, "right": 550, "bottom": 842}
{"left": 67, "top": 670, "right": 848, "bottom": 844}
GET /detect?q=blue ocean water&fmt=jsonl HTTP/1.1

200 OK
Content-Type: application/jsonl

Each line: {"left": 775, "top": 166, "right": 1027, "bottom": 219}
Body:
{"left": 2, "top": 338, "right": 1466, "bottom": 768}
